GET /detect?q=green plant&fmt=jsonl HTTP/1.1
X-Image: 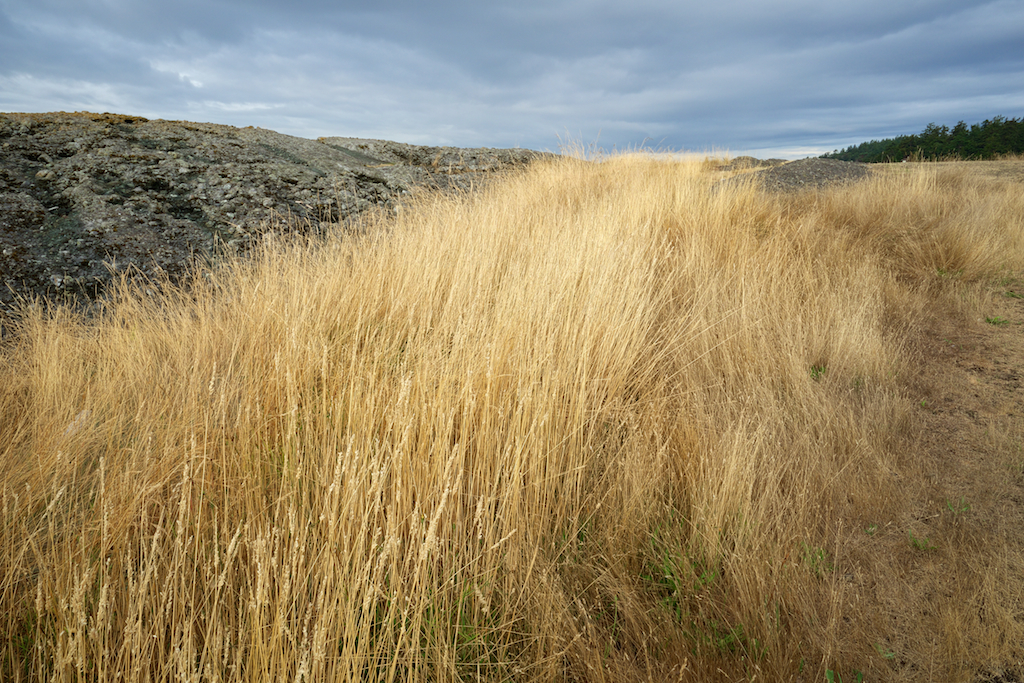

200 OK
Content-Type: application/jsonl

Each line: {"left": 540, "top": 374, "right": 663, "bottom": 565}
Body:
{"left": 800, "top": 542, "right": 833, "bottom": 577}
{"left": 864, "top": 524, "right": 878, "bottom": 536}
{"left": 909, "top": 530, "right": 935, "bottom": 551}
{"left": 810, "top": 365, "right": 828, "bottom": 381}
{"left": 594, "top": 595, "right": 623, "bottom": 655}
{"left": 985, "top": 316, "right": 1009, "bottom": 325}
{"left": 874, "top": 642, "right": 896, "bottom": 660}
{"left": 946, "top": 496, "right": 970, "bottom": 519}
{"left": 643, "top": 539, "right": 721, "bottom": 622}
{"left": 453, "top": 581, "right": 510, "bottom": 677}
{"left": 7, "top": 608, "right": 40, "bottom": 681}
{"left": 686, "top": 618, "right": 765, "bottom": 658}
{"left": 1004, "top": 290, "right": 1022, "bottom": 299}
{"left": 826, "top": 669, "right": 864, "bottom": 683}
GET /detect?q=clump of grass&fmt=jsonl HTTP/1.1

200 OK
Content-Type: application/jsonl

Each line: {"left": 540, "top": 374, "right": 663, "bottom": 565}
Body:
{"left": 1, "top": 153, "right": 1022, "bottom": 681}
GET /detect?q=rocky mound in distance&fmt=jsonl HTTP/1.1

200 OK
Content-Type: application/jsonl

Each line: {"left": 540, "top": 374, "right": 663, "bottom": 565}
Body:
{"left": 0, "top": 111, "right": 551, "bottom": 314}
{"left": 713, "top": 155, "right": 789, "bottom": 171}
{"left": 716, "top": 156, "right": 875, "bottom": 192}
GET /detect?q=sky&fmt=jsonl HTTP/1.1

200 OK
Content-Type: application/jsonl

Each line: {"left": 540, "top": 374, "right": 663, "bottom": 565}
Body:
{"left": 1, "top": 1, "right": 1022, "bottom": 159}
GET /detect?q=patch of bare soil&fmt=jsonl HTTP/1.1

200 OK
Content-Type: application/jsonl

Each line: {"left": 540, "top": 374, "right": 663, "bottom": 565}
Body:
{"left": 922, "top": 281, "right": 1023, "bottom": 680}
{"left": 856, "top": 276, "right": 1024, "bottom": 681}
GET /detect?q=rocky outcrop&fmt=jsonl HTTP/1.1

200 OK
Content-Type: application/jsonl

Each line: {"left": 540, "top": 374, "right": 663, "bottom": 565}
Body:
{"left": 0, "top": 111, "right": 551, "bottom": 313}
{"left": 716, "top": 156, "right": 875, "bottom": 193}
{"left": 750, "top": 157, "right": 874, "bottom": 192}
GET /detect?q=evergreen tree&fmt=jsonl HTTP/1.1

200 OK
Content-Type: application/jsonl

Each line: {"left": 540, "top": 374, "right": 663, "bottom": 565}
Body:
{"left": 821, "top": 116, "right": 1024, "bottom": 162}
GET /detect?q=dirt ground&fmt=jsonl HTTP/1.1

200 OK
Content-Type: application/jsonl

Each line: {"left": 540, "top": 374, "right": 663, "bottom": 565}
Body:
{"left": 870, "top": 261, "right": 1024, "bottom": 679}
{"left": 924, "top": 278, "right": 1021, "bottom": 675}
{"left": 914, "top": 162, "right": 1024, "bottom": 681}
{"left": 789, "top": 159, "right": 1024, "bottom": 681}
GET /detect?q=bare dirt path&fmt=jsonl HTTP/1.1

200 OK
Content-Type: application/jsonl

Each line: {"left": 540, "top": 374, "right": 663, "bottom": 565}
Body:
{"left": 881, "top": 273, "right": 1024, "bottom": 680}
{"left": 789, "top": 159, "right": 1024, "bottom": 681}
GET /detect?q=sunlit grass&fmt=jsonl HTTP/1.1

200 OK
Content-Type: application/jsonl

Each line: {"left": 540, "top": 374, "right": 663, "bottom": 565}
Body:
{"left": 2, "top": 154, "right": 1023, "bottom": 681}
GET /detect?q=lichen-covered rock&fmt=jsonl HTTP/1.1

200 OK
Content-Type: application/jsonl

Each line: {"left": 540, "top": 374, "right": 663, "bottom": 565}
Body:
{"left": 752, "top": 157, "right": 874, "bottom": 192}
{"left": 0, "top": 111, "right": 551, "bottom": 314}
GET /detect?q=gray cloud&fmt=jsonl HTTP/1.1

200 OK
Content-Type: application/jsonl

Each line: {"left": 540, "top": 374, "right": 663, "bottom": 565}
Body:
{"left": 1, "top": 0, "right": 1021, "bottom": 157}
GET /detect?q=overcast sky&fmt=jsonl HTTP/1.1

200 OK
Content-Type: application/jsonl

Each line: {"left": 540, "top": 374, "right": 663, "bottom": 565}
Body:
{"left": 1, "top": 1, "right": 1022, "bottom": 158}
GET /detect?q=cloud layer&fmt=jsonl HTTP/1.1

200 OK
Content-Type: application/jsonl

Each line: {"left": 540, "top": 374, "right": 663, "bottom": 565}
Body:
{"left": 2, "top": 0, "right": 1022, "bottom": 157}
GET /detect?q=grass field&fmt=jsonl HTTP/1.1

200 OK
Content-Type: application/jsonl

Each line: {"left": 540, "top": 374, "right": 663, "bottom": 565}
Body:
{"left": 2, "top": 153, "right": 1023, "bottom": 681}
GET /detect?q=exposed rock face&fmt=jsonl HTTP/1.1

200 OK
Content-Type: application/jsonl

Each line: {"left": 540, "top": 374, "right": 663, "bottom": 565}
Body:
{"left": 0, "top": 111, "right": 551, "bottom": 313}
{"left": 750, "top": 157, "right": 874, "bottom": 192}
{"left": 722, "top": 157, "right": 875, "bottom": 192}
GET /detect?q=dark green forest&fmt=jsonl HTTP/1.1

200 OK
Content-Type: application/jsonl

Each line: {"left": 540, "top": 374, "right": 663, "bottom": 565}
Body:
{"left": 822, "top": 116, "right": 1024, "bottom": 162}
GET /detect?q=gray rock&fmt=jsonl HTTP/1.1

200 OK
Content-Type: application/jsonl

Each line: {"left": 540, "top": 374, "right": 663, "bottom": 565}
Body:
{"left": 715, "top": 157, "right": 875, "bottom": 193}
{"left": 715, "top": 156, "right": 788, "bottom": 172}
{"left": 0, "top": 111, "right": 552, "bottom": 316}
{"left": 750, "top": 157, "right": 874, "bottom": 192}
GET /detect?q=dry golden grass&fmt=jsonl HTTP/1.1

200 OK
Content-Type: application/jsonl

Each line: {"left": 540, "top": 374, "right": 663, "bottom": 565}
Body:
{"left": 1, "top": 154, "right": 1023, "bottom": 681}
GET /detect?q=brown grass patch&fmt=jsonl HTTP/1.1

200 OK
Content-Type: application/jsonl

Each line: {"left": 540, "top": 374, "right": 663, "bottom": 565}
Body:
{"left": 1, "top": 155, "right": 1023, "bottom": 681}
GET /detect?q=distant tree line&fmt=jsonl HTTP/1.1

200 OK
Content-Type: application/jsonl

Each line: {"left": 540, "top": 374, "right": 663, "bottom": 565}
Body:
{"left": 821, "top": 116, "right": 1024, "bottom": 162}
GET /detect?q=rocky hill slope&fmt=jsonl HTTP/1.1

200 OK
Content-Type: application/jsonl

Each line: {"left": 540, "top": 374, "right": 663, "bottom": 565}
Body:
{"left": 0, "top": 111, "right": 550, "bottom": 313}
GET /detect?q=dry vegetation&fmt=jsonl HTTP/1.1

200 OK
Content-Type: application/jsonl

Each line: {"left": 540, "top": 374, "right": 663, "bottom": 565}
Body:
{"left": 1, "top": 153, "right": 1023, "bottom": 682}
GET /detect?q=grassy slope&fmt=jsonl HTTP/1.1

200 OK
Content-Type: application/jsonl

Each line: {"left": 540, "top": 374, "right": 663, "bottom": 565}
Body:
{"left": 1, "top": 155, "right": 1023, "bottom": 681}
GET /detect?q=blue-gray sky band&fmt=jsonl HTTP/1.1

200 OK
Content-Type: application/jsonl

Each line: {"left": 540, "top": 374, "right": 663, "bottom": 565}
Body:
{"left": 1, "top": 0, "right": 1022, "bottom": 158}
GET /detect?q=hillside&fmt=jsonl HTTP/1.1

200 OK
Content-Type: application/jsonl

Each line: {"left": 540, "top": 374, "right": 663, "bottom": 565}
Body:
{"left": 0, "top": 111, "right": 549, "bottom": 314}
{"left": 2, "top": 150, "right": 1023, "bottom": 681}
